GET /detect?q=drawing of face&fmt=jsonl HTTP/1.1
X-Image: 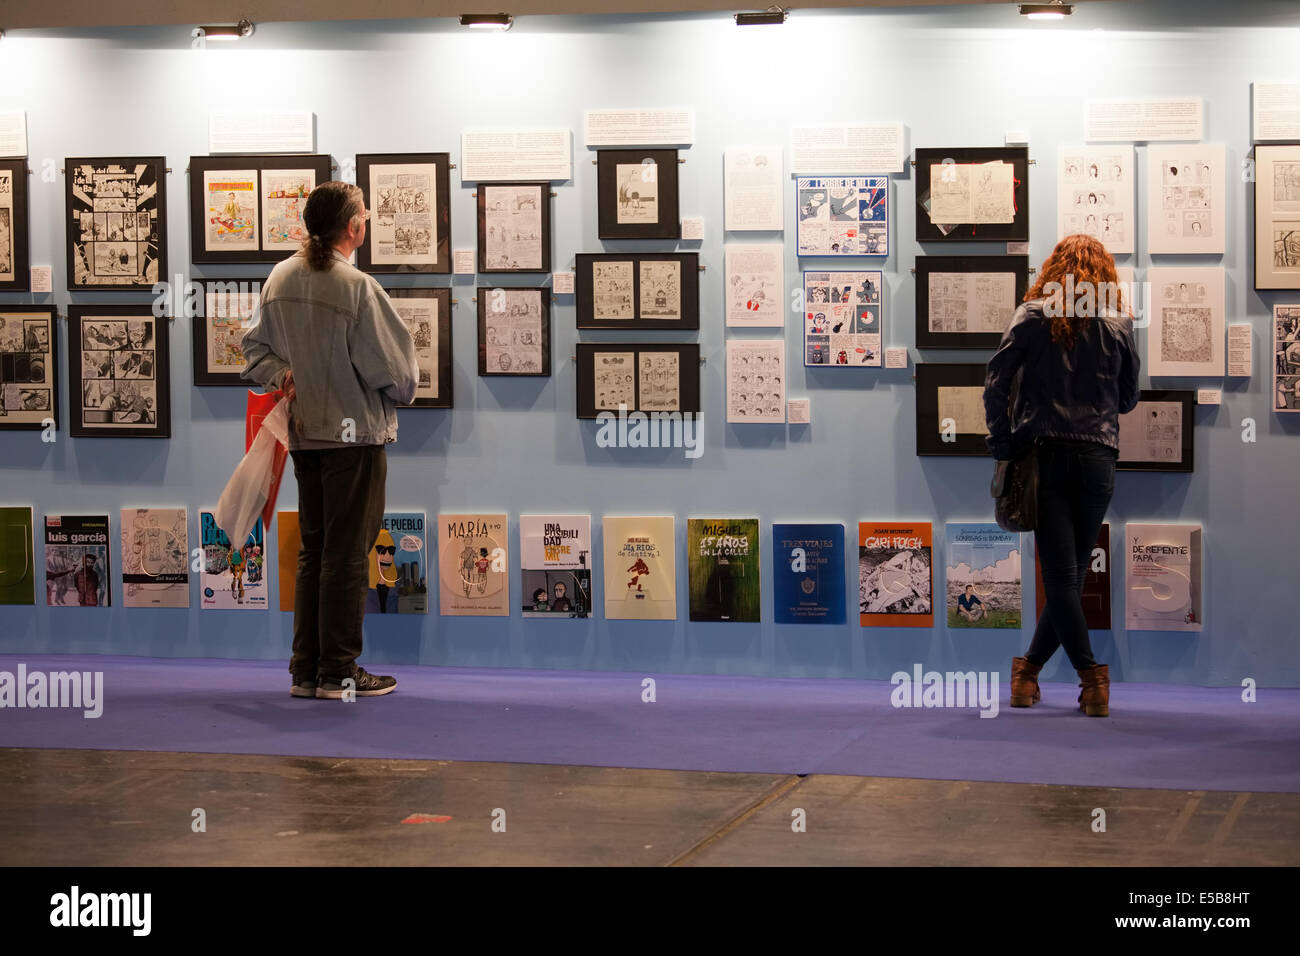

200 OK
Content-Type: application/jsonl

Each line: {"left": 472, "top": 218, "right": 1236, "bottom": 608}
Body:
{"left": 370, "top": 529, "right": 396, "bottom": 587}
{"left": 554, "top": 582, "right": 567, "bottom": 600}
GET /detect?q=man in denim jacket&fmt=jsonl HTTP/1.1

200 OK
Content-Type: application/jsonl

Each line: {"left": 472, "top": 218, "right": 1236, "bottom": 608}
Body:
{"left": 242, "top": 181, "right": 418, "bottom": 700}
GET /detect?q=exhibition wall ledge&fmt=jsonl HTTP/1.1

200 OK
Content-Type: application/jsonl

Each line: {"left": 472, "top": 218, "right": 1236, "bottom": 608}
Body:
{"left": 0, "top": 0, "right": 1094, "bottom": 32}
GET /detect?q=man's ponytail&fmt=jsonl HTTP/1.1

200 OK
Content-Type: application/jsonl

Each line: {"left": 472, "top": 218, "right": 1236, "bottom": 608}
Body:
{"left": 300, "top": 181, "right": 364, "bottom": 271}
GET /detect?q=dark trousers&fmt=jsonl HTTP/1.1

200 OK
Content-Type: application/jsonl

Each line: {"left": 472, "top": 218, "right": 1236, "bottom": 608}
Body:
{"left": 1025, "top": 438, "right": 1116, "bottom": 671}
{"left": 289, "top": 445, "right": 387, "bottom": 680}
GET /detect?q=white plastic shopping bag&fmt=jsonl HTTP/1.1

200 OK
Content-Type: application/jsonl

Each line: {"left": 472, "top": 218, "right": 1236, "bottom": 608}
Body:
{"left": 214, "top": 400, "right": 289, "bottom": 550}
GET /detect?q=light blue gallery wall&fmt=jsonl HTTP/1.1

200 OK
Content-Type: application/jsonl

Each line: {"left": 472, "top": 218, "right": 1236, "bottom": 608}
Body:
{"left": 1, "top": 0, "right": 1298, "bottom": 686}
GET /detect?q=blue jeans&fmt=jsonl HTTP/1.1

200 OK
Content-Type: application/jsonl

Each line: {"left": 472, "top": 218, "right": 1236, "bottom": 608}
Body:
{"left": 1025, "top": 438, "right": 1116, "bottom": 671}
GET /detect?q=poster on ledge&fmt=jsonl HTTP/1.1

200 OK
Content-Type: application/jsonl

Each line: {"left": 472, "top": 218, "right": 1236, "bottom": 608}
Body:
{"left": 1125, "top": 523, "right": 1202, "bottom": 632}
{"left": 520, "top": 515, "right": 592, "bottom": 618}
{"left": 944, "top": 522, "right": 1021, "bottom": 629}
{"left": 687, "top": 518, "right": 760, "bottom": 623}
{"left": 603, "top": 515, "right": 675, "bottom": 621}
{"left": 438, "top": 513, "right": 508, "bottom": 617}
{"left": 200, "top": 510, "right": 266, "bottom": 610}
{"left": 773, "top": 523, "right": 845, "bottom": 625}
{"left": 44, "top": 514, "right": 110, "bottom": 607}
{"left": 859, "top": 522, "right": 934, "bottom": 628}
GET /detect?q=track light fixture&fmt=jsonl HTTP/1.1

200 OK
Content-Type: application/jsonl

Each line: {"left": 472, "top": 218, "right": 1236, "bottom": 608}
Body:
{"left": 734, "top": 6, "right": 789, "bottom": 26}
{"left": 194, "top": 18, "right": 255, "bottom": 41}
{"left": 1019, "top": 2, "right": 1074, "bottom": 19}
{"left": 460, "top": 13, "right": 514, "bottom": 30}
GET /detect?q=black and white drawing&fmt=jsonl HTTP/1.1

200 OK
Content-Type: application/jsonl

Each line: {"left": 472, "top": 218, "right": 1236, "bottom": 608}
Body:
{"left": 575, "top": 344, "right": 701, "bottom": 419}
{"left": 1147, "top": 267, "right": 1225, "bottom": 376}
{"left": 1117, "top": 390, "right": 1195, "bottom": 472}
{"left": 1274, "top": 304, "right": 1300, "bottom": 413}
{"left": 478, "top": 182, "right": 550, "bottom": 273}
{"left": 66, "top": 157, "right": 166, "bottom": 290}
{"left": 576, "top": 253, "right": 699, "bottom": 329}
{"left": 726, "top": 339, "right": 785, "bottom": 424}
{"left": 596, "top": 149, "right": 680, "bottom": 240}
{"left": 1146, "top": 144, "right": 1225, "bottom": 255}
{"left": 1058, "top": 146, "right": 1134, "bottom": 255}
{"left": 0, "top": 306, "right": 56, "bottom": 431}
{"left": 914, "top": 147, "right": 1029, "bottom": 242}
{"left": 388, "top": 288, "right": 453, "bottom": 408}
{"left": 356, "top": 153, "right": 452, "bottom": 274}
{"left": 477, "top": 287, "right": 551, "bottom": 377}
{"left": 0, "top": 158, "right": 31, "bottom": 291}
{"left": 915, "top": 256, "right": 1028, "bottom": 350}
{"left": 67, "top": 306, "right": 170, "bottom": 438}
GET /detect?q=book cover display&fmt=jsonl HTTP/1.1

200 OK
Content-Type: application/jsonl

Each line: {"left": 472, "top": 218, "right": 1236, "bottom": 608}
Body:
{"left": 772, "top": 523, "right": 845, "bottom": 625}
{"left": 687, "top": 518, "right": 760, "bottom": 623}
{"left": 119, "top": 507, "right": 189, "bottom": 608}
{"left": 602, "top": 515, "right": 675, "bottom": 621}
{"left": 200, "top": 510, "right": 266, "bottom": 610}
{"left": 1125, "top": 523, "right": 1202, "bottom": 631}
{"left": 520, "top": 514, "right": 592, "bottom": 619}
{"left": 1034, "top": 523, "right": 1111, "bottom": 630}
{"left": 859, "top": 522, "right": 933, "bottom": 627}
{"left": 944, "top": 522, "right": 1021, "bottom": 629}
{"left": 368, "top": 513, "right": 428, "bottom": 615}
{"left": 0, "top": 506, "right": 35, "bottom": 605}
{"left": 438, "top": 513, "right": 509, "bottom": 616}
{"left": 44, "top": 514, "right": 110, "bottom": 607}
{"left": 277, "top": 511, "right": 299, "bottom": 612}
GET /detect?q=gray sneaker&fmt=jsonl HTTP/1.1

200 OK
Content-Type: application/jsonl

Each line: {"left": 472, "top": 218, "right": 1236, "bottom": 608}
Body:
{"left": 316, "top": 666, "right": 397, "bottom": 699}
{"left": 290, "top": 675, "right": 318, "bottom": 698}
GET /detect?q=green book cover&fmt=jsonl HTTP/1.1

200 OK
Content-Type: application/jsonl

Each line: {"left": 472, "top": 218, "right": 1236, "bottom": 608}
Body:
{"left": 0, "top": 506, "right": 36, "bottom": 605}
{"left": 688, "top": 518, "right": 760, "bottom": 623}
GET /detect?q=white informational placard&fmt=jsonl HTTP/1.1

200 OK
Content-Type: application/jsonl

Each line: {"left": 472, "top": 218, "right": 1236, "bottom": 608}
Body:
{"left": 453, "top": 249, "right": 476, "bottom": 274}
{"left": 1252, "top": 82, "right": 1300, "bottom": 142}
{"left": 1006, "top": 241, "right": 1030, "bottom": 256}
{"left": 1196, "top": 388, "right": 1221, "bottom": 405}
{"left": 1145, "top": 144, "right": 1226, "bottom": 255}
{"left": 724, "top": 147, "right": 784, "bottom": 232}
{"left": 791, "top": 123, "right": 905, "bottom": 175}
{"left": 884, "top": 347, "right": 908, "bottom": 369}
{"left": 682, "top": 217, "right": 704, "bottom": 241}
{"left": 460, "top": 129, "right": 572, "bottom": 182}
{"left": 553, "top": 272, "right": 575, "bottom": 295}
{"left": 1147, "top": 267, "right": 1226, "bottom": 376}
{"left": 1228, "top": 324, "right": 1252, "bottom": 377}
{"left": 1084, "top": 98, "right": 1203, "bottom": 142}
{"left": 30, "top": 266, "right": 53, "bottom": 293}
{"left": 0, "top": 111, "right": 27, "bottom": 157}
{"left": 584, "top": 109, "right": 694, "bottom": 147}
{"left": 725, "top": 245, "right": 785, "bottom": 328}
{"left": 209, "top": 111, "right": 315, "bottom": 153}
{"left": 1057, "top": 146, "right": 1135, "bottom": 255}
{"left": 726, "top": 338, "right": 786, "bottom": 424}
{"left": 787, "top": 399, "right": 811, "bottom": 424}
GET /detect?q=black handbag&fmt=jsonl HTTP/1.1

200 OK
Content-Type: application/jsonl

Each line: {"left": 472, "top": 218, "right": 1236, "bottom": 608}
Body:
{"left": 991, "top": 367, "right": 1038, "bottom": 533}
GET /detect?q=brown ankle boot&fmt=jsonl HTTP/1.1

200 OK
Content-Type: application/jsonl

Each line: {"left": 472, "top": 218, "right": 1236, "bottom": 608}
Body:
{"left": 1076, "top": 665, "right": 1109, "bottom": 717}
{"left": 1010, "top": 657, "right": 1042, "bottom": 707}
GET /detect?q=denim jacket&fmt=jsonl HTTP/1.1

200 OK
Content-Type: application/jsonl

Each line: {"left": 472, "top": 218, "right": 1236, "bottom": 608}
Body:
{"left": 240, "top": 251, "right": 419, "bottom": 447}
{"left": 983, "top": 299, "right": 1140, "bottom": 461}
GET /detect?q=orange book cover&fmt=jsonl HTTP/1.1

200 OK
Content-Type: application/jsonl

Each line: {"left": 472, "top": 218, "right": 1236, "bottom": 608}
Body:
{"left": 858, "top": 522, "right": 934, "bottom": 627}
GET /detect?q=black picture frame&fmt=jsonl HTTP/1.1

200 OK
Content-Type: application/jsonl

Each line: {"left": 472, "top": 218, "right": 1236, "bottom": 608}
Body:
{"left": 596, "top": 148, "right": 681, "bottom": 240}
{"left": 915, "top": 363, "right": 990, "bottom": 456}
{"left": 576, "top": 343, "right": 701, "bottom": 419}
{"left": 188, "top": 154, "right": 332, "bottom": 265}
{"left": 477, "top": 182, "right": 552, "bottom": 274}
{"left": 914, "top": 256, "right": 1030, "bottom": 349}
{"left": 0, "top": 158, "right": 31, "bottom": 292}
{"left": 575, "top": 252, "right": 700, "bottom": 329}
{"left": 65, "top": 156, "right": 168, "bottom": 291}
{"left": 0, "top": 305, "right": 57, "bottom": 431}
{"left": 1253, "top": 144, "right": 1300, "bottom": 291}
{"left": 1117, "top": 389, "right": 1195, "bottom": 473}
{"left": 356, "top": 152, "right": 452, "bottom": 275}
{"left": 477, "top": 287, "right": 551, "bottom": 377}
{"left": 192, "top": 277, "right": 266, "bottom": 386}
{"left": 387, "top": 287, "right": 453, "bottom": 408}
{"left": 914, "top": 146, "right": 1030, "bottom": 243}
{"left": 67, "top": 305, "right": 171, "bottom": 438}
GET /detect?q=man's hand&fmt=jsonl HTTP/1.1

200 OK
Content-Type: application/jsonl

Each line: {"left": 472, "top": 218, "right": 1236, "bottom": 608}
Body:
{"left": 281, "top": 369, "right": 296, "bottom": 402}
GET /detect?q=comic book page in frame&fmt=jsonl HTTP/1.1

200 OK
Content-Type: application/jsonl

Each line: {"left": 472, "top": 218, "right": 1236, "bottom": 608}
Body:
{"left": 357, "top": 152, "right": 452, "bottom": 274}
{"left": 914, "top": 147, "right": 1029, "bottom": 243}
{"left": 796, "top": 176, "right": 888, "bottom": 256}
{"left": 192, "top": 277, "right": 263, "bottom": 386}
{"left": 67, "top": 305, "right": 171, "bottom": 438}
{"left": 1057, "top": 145, "right": 1134, "bottom": 255}
{"left": 188, "top": 154, "right": 332, "bottom": 265}
{"left": 803, "top": 270, "right": 883, "bottom": 368}
{"left": 915, "top": 363, "right": 990, "bottom": 456}
{"left": 0, "top": 305, "right": 57, "bottom": 431}
{"left": 1146, "top": 266, "right": 1225, "bottom": 377}
{"left": 914, "top": 256, "right": 1028, "bottom": 350}
{"left": 575, "top": 252, "right": 700, "bottom": 330}
{"left": 65, "top": 156, "right": 167, "bottom": 291}
{"left": 1117, "top": 389, "right": 1195, "bottom": 472}
{"left": 477, "top": 286, "right": 551, "bottom": 376}
{"left": 1145, "top": 144, "right": 1226, "bottom": 256}
{"left": 1254, "top": 145, "right": 1300, "bottom": 290}
{"left": 0, "top": 157, "right": 31, "bottom": 292}
{"left": 1273, "top": 304, "right": 1300, "bottom": 413}
{"left": 575, "top": 343, "right": 701, "bottom": 419}
{"left": 477, "top": 182, "right": 551, "bottom": 274}
{"left": 596, "top": 148, "right": 681, "bottom": 240}
{"left": 387, "top": 287, "right": 453, "bottom": 408}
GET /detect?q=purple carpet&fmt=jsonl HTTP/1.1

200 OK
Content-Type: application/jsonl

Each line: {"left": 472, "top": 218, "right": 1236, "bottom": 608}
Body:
{"left": 1, "top": 655, "right": 1297, "bottom": 792}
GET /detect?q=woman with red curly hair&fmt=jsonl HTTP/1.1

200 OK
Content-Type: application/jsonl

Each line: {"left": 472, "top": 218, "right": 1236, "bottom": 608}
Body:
{"left": 984, "top": 234, "right": 1140, "bottom": 717}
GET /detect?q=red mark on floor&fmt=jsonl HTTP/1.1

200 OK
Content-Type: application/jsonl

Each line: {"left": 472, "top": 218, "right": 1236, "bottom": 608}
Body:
{"left": 401, "top": 813, "right": 452, "bottom": 824}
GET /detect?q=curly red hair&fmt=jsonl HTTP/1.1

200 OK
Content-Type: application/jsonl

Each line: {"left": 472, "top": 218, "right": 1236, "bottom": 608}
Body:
{"left": 1025, "top": 234, "right": 1126, "bottom": 348}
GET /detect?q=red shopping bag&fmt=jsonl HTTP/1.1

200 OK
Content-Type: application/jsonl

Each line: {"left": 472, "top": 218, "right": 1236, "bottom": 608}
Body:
{"left": 246, "top": 390, "right": 288, "bottom": 534}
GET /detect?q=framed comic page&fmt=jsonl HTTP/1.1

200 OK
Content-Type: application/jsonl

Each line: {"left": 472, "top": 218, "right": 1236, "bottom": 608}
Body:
{"left": 575, "top": 252, "right": 700, "bottom": 330}
{"left": 188, "top": 154, "right": 332, "bottom": 265}
{"left": 1117, "top": 389, "right": 1195, "bottom": 473}
{"left": 914, "top": 256, "right": 1029, "bottom": 350}
{"left": 65, "top": 156, "right": 167, "bottom": 291}
{"left": 1276, "top": 304, "right": 1300, "bottom": 413}
{"left": 914, "top": 147, "right": 1029, "bottom": 243}
{"left": 0, "top": 306, "right": 57, "bottom": 431}
{"left": 67, "top": 306, "right": 171, "bottom": 438}
{"left": 575, "top": 343, "right": 701, "bottom": 419}
{"left": 596, "top": 148, "right": 681, "bottom": 240}
{"left": 796, "top": 176, "right": 888, "bottom": 257}
{"left": 192, "top": 277, "right": 264, "bottom": 386}
{"left": 915, "top": 363, "right": 990, "bottom": 456}
{"left": 477, "top": 182, "right": 552, "bottom": 273}
{"left": 387, "top": 287, "right": 452, "bottom": 408}
{"left": 1254, "top": 145, "right": 1300, "bottom": 290}
{"left": 0, "top": 158, "right": 30, "bottom": 292}
{"left": 477, "top": 287, "right": 551, "bottom": 377}
{"left": 356, "top": 153, "right": 452, "bottom": 274}
{"left": 802, "top": 270, "right": 883, "bottom": 367}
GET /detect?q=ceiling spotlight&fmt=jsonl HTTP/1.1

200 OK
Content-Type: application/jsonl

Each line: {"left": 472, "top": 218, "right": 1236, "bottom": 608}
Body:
{"left": 196, "top": 18, "right": 255, "bottom": 41}
{"left": 1019, "top": 2, "right": 1073, "bottom": 19}
{"left": 460, "top": 13, "right": 514, "bottom": 30}
{"left": 735, "top": 7, "right": 788, "bottom": 26}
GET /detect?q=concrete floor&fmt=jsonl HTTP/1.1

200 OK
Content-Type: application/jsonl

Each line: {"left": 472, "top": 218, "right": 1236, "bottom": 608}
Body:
{"left": 1, "top": 747, "right": 1296, "bottom": 866}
